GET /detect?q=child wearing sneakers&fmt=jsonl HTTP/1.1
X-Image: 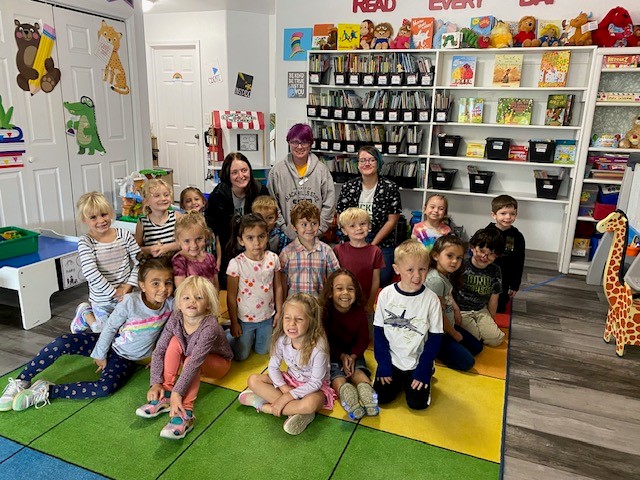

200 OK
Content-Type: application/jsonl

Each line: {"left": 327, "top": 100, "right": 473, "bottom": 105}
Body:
{"left": 0, "top": 258, "right": 174, "bottom": 412}
{"left": 456, "top": 228, "right": 506, "bottom": 347}
{"left": 135, "top": 276, "right": 232, "bottom": 440}
{"left": 320, "top": 269, "right": 378, "bottom": 420}
{"left": 71, "top": 191, "right": 141, "bottom": 334}
{"left": 238, "top": 293, "right": 335, "bottom": 435}
{"left": 374, "top": 239, "right": 443, "bottom": 410}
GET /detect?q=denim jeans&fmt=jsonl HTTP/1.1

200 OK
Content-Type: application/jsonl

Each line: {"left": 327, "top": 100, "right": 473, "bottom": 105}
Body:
{"left": 228, "top": 317, "right": 273, "bottom": 361}
{"left": 379, "top": 246, "right": 395, "bottom": 287}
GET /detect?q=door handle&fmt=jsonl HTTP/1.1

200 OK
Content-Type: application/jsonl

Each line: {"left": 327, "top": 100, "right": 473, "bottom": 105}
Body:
{"left": 194, "top": 133, "right": 200, "bottom": 139}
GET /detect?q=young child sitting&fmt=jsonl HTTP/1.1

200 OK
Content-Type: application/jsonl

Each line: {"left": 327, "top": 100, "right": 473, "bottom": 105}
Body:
{"left": 486, "top": 195, "right": 525, "bottom": 313}
{"left": 179, "top": 186, "right": 207, "bottom": 213}
{"left": 171, "top": 212, "right": 218, "bottom": 290}
{"left": 136, "top": 276, "right": 232, "bottom": 440}
{"left": 239, "top": 293, "right": 335, "bottom": 435}
{"left": 411, "top": 194, "right": 452, "bottom": 253}
{"left": 251, "top": 195, "right": 291, "bottom": 255}
{"left": 279, "top": 200, "right": 339, "bottom": 297}
{"left": 373, "top": 239, "right": 443, "bottom": 410}
{"left": 456, "top": 228, "right": 506, "bottom": 347}
{"left": 333, "top": 207, "right": 384, "bottom": 314}
{"left": 71, "top": 191, "right": 140, "bottom": 334}
{"left": 320, "top": 269, "right": 378, "bottom": 420}
{"left": 136, "top": 178, "right": 181, "bottom": 258}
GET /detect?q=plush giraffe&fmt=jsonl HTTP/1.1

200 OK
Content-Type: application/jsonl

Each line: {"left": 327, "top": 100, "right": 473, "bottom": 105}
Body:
{"left": 595, "top": 209, "right": 640, "bottom": 356}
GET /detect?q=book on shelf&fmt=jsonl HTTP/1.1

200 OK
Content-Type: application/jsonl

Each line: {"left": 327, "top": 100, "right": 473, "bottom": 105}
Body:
{"left": 496, "top": 98, "right": 533, "bottom": 125}
{"left": 411, "top": 17, "right": 435, "bottom": 49}
{"left": 508, "top": 145, "right": 528, "bottom": 161}
{"left": 457, "top": 97, "right": 484, "bottom": 123}
{"left": 337, "top": 24, "right": 360, "bottom": 50}
{"left": 312, "top": 24, "right": 335, "bottom": 49}
{"left": 492, "top": 54, "right": 523, "bottom": 87}
{"left": 553, "top": 139, "right": 577, "bottom": 164}
{"left": 538, "top": 50, "right": 571, "bottom": 88}
{"left": 450, "top": 55, "right": 476, "bottom": 86}
{"left": 545, "top": 94, "right": 575, "bottom": 126}
{"left": 602, "top": 54, "right": 639, "bottom": 69}
{"left": 466, "top": 142, "right": 486, "bottom": 158}
{"left": 469, "top": 16, "right": 495, "bottom": 36}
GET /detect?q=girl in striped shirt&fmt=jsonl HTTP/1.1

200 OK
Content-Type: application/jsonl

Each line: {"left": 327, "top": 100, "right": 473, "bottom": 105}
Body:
{"left": 70, "top": 192, "right": 141, "bottom": 334}
{"left": 136, "top": 178, "right": 181, "bottom": 258}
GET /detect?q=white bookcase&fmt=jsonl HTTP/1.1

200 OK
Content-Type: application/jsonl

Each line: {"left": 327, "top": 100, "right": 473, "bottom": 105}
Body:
{"left": 307, "top": 47, "right": 597, "bottom": 271}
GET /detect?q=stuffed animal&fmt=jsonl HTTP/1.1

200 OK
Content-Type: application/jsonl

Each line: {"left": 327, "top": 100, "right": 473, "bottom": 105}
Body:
{"left": 592, "top": 6, "right": 638, "bottom": 47}
{"left": 391, "top": 19, "right": 411, "bottom": 49}
{"left": 459, "top": 28, "right": 490, "bottom": 48}
{"left": 566, "top": 12, "right": 594, "bottom": 46}
{"left": 360, "top": 19, "right": 374, "bottom": 49}
{"left": 619, "top": 114, "right": 640, "bottom": 148}
{"left": 371, "top": 22, "right": 393, "bottom": 50}
{"left": 513, "top": 15, "right": 541, "bottom": 47}
{"left": 489, "top": 20, "right": 513, "bottom": 48}
{"left": 321, "top": 28, "right": 337, "bottom": 50}
{"left": 433, "top": 20, "right": 458, "bottom": 49}
{"left": 538, "top": 23, "right": 561, "bottom": 47}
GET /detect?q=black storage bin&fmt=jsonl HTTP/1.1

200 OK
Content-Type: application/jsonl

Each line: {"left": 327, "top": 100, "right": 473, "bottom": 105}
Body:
{"left": 360, "top": 109, "right": 374, "bottom": 121}
{"left": 348, "top": 73, "right": 362, "bottom": 86}
{"left": 535, "top": 176, "right": 563, "bottom": 199}
{"left": 376, "top": 73, "right": 390, "bottom": 86}
{"left": 528, "top": 140, "right": 556, "bottom": 163}
{"left": 390, "top": 176, "right": 417, "bottom": 189}
{"left": 406, "top": 142, "right": 421, "bottom": 155}
{"left": 331, "top": 140, "right": 345, "bottom": 152}
{"left": 438, "top": 135, "right": 462, "bottom": 156}
{"left": 344, "top": 141, "right": 358, "bottom": 153}
{"left": 469, "top": 171, "right": 494, "bottom": 193}
{"left": 486, "top": 138, "right": 511, "bottom": 160}
{"left": 333, "top": 107, "right": 345, "bottom": 120}
{"left": 361, "top": 73, "right": 375, "bottom": 86}
{"left": 383, "top": 142, "right": 402, "bottom": 155}
{"left": 345, "top": 108, "right": 360, "bottom": 121}
{"left": 331, "top": 172, "right": 357, "bottom": 184}
{"left": 373, "top": 109, "right": 386, "bottom": 122}
{"left": 429, "top": 169, "right": 458, "bottom": 190}
{"left": 334, "top": 72, "right": 347, "bottom": 85}
{"left": 387, "top": 110, "right": 401, "bottom": 122}
{"left": 390, "top": 72, "right": 405, "bottom": 86}
{"left": 308, "top": 70, "right": 329, "bottom": 85}
{"left": 317, "top": 139, "right": 330, "bottom": 151}
{"left": 307, "top": 105, "right": 319, "bottom": 117}
{"left": 405, "top": 72, "right": 420, "bottom": 86}
{"left": 319, "top": 106, "right": 334, "bottom": 119}
{"left": 417, "top": 109, "right": 430, "bottom": 122}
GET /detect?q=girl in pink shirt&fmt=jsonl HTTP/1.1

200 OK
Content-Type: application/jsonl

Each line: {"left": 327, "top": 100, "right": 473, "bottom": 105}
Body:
{"left": 172, "top": 212, "right": 219, "bottom": 290}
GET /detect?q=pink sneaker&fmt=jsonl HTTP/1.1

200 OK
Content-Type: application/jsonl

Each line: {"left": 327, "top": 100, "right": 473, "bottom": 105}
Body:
{"left": 135, "top": 399, "right": 170, "bottom": 418}
{"left": 70, "top": 303, "right": 91, "bottom": 333}
{"left": 160, "top": 411, "right": 195, "bottom": 440}
{"left": 238, "top": 389, "right": 266, "bottom": 412}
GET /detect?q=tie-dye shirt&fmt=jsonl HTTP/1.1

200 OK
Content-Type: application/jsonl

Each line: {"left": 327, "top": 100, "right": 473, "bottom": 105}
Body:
{"left": 411, "top": 221, "right": 451, "bottom": 253}
{"left": 91, "top": 291, "right": 174, "bottom": 361}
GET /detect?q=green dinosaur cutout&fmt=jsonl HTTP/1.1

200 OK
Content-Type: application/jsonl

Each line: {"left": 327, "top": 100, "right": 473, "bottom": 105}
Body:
{"left": 0, "top": 95, "right": 15, "bottom": 129}
{"left": 63, "top": 96, "right": 106, "bottom": 155}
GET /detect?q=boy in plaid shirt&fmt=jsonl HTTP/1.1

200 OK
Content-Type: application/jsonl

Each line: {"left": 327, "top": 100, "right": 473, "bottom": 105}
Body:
{"left": 279, "top": 201, "right": 339, "bottom": 297}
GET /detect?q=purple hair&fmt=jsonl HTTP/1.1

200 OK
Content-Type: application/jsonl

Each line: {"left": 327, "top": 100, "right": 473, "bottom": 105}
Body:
{"left": 286, "top": 123, "right": 314, "bottom": 144}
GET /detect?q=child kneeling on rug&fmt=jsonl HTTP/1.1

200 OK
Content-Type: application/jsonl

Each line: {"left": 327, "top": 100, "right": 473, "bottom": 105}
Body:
{"left": 238, "top": 293, "right": 336, "bottom": 435}
{"left": 0, "top": 258, "right": 175, "bottom": 412}
{"left": 136, "top": 275, "right": 232, "bottom": 440}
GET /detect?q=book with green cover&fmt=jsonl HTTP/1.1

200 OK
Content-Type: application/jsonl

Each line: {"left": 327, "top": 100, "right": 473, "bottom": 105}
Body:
{"left": 496, "top": 98, "right": 533, "bottom": 125}
{"left": 553, "top": 139, "right": 577, "bottom": 164}
{"left": 545, "top": 94, "right": 574, "bottom": 126}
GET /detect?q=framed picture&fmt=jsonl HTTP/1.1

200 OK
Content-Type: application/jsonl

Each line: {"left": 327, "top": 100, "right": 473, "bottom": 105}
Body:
{"left": 237, "top": 133, "right": 259, "bottom": 151}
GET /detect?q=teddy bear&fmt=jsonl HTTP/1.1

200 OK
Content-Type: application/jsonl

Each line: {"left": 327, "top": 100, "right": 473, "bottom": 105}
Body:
{"left": 592, "top": 6, "right": 638, "bottom": 47}
{"left": 370, "top": 22, "right": 393, "bottom": 50}
{"left": 513, "top": 15, "right": 541, "bottom": 47}
{"left": 359, "top": 19, "right": 374, "bottom": 49}
{"left": 566, "top": 12, "right": 593, "bottom": 46}
{"left": 619, "top": 114, "right": 640, "bottom": 148}
{"left": 391, "top": 19, "right": 411, "bottom": 49}
{"left": 14, "top": 19, "right": 40, "bottom": 92}
{"left": 489, "top": 20, "right": 513, "bottom": 49}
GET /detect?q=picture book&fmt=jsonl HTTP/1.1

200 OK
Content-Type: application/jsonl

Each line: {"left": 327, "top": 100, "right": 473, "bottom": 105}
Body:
{"left": 545, "top": 94, "right": 574, "bottom": 126}
{"left": 411, "top": 17, "right": 435, "bottom": 49}
{"left": 312, "top": 23, "right": 335, "bottom": 50}
{"left": 538, "top": 50, "right": 571, "bottom": 87}
{"left": 553, "top": 139, "right": 577, "bottom": 164}
{"left": 492, "top": 54, "right": 523, "bottom": 87}
{"left": 508, "top": 145, "right": 529, "bottom": 161}
{"left": 602, "top": 54, "right": 639, "bottom": 69}
{"left": 337, "top": 24, "right": 360, "bottom": 50}
{"left": 466, "top": 142, "right": 486, "bottom": 158}
{"left": 469, "top": 16, "right": 495, "bottom": 36}
{"left": 450, "top": 55, "right": 476, "bottom": 86}
{"left": 458, "top": 97, "right": 484, "bottom": 123}
{"left": 496, "top": 98, "right": 533, "bottom": 125}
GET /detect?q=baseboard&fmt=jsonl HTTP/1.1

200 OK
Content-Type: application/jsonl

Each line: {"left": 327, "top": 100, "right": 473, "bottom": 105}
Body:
{"left": 524, "top": 249, "right": 558, "bottom": 272}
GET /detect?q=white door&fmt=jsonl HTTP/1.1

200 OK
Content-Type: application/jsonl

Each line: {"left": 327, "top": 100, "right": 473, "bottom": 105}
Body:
{"left": 0, "top": 0, "right": 75, "bottom": 234}
{"left": 150, "top": 44, "right": 204, "bottom": 200}
{"left": 53, "top": 9, "right": 135, "bottom": 223}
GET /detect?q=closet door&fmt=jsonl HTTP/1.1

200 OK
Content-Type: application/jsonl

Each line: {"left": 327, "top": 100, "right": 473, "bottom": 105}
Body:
{"left": 0, "top": 0, "right": 75, "bottom": 235}
{"left": 53, "top": 9, "right": 135, "bottom": 222}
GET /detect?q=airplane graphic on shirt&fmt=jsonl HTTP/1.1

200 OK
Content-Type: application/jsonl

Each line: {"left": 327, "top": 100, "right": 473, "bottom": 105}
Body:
{"left": 383, "top": 309, "right": 424, "bottom": 336}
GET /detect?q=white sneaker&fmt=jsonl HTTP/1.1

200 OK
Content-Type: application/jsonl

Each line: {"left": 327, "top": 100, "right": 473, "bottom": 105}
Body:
{"left": 0, "top": 378, "right": 30, "bottom": 411}
{"left": 12, "top": 379, "right": 53, "bottom": 411}
{"left": 283, "top": 413, "right": 315, "bottom": 435}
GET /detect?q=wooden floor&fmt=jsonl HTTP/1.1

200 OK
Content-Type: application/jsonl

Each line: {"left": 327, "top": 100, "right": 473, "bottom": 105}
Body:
{"left": 1, "top": 266, "right": 639, "bottom": 479}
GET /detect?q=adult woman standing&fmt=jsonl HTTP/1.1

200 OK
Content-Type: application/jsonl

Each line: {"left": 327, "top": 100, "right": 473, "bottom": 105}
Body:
{"left": 268, "top": 123, "right": 335, "bottom": 238}
{"left": 205, "top": 152, "right": 269, "bottom": 289}
{"left": 337, "top": 145, "right": 401, "bottom": 286}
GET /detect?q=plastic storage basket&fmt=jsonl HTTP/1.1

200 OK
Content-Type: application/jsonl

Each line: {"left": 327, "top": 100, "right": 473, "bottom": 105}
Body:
{"left": 438, "top": 135, "right": 462, "bottom": 156}
{"left": 429, "top": 169, "right": 458, "bottom": 190}
{"left": 0, "top": 227, "right": 40, "bottom": 261}
{"left": 469, "top": 171, "right": 494, "bottom": 193}
{"left": 535, "top": 175, "right": 563, "bottom": 199}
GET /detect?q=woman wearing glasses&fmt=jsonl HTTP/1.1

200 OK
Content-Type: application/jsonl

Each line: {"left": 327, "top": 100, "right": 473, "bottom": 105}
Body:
{"left": 205, "top": 152, "right": 269, "bottom": 289}
{"left": 268, "top": 123, "right": 335, "bottom": 239}
{"left": 336, "top": 145, "right": 402, "bottom": 287}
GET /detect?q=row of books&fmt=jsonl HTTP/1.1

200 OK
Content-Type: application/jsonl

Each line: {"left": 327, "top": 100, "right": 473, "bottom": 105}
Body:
{"left": 361, "top": 90, "right": 431, "bottom": 110}
{"left": 586, "top": 153, "right": 627, "bottom": 180}
{"left": 313, "top": 124, "right": 410, "bottom": 143}
{"left": 449, "top": 51, "right": 571, "bottom": 88}
{"left": 330, "top": 53, "right": 433, "bottom": 75}
{"left": 319, "top": 156, "right": 359, "bottom": 174}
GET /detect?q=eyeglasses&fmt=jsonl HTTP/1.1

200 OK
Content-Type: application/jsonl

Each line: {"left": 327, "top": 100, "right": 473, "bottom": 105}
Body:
{"left": 289, "top": 141, "right": 311, "bottom": 148}
{"left": 475, "top": 247, "right": 497, "bottom": 260}
{"left": 358, "top": 157, "right": 376, "bottom": 165}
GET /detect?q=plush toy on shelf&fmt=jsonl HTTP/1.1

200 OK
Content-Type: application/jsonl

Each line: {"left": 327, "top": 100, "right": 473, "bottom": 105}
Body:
{"left": 360, "top": 19, "right": 374, "bottom": 49}
{"left": 489, "top": 20, "right": 513, "bottom": 48}
{"left": 391, "top": 19, "right": 411, "bottom": 49}
{"left": 371, "top": 22, "right": 393, "bottom": 50}
{"left": 619, "top": 114, "right": 640, "bottom": 149}
{"left": 433, "top": 20, "right": 458, "bottom": 49}
{"left": 592, "top": 6, "right": 638, "bottom": 47}
{"left": 538, "top": 23, "right": 561, "bottom": 47}
{"left": 460, "top": 27, "right": 490, "bottom": 48}
{"left": 565, "top": 12, "right": 594, "bottom": 46}
{"left": 513, "top": 15, "right": 541, "bottom": 47}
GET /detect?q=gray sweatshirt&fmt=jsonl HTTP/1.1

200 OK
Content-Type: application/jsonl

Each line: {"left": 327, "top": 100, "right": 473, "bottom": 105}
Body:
{"left": 268, "top": 152, "right": 335, "bottom": 238}
{"left": 91, "top": 291, "right": 175, "bottom": 361}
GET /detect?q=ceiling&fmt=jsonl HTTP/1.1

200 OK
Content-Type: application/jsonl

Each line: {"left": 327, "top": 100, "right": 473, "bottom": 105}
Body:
{"left": 146, "top": 0, "right": 275, "bottom": 15}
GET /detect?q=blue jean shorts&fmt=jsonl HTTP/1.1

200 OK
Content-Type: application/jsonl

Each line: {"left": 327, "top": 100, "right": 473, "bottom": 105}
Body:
{"left": 329, "top": 357, "right": 371, "bottom": 382}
